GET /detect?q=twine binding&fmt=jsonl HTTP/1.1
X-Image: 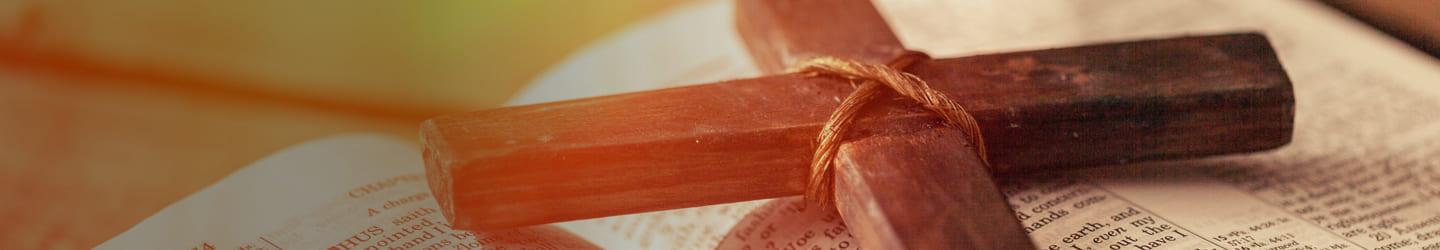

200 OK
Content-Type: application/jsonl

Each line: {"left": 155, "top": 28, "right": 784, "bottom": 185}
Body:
{"left": 792, "top": 51, "right": 989, "bottom": 207}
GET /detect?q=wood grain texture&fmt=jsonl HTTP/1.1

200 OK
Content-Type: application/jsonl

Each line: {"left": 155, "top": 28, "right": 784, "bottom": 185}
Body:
{"left": 423, "top": 34, "right": 1295, "bottom": 230}
{"left": 834, "top": 128, "right": 1035, "bottom": 250}
{"left": 741, "top": 2, "right": 1034, "bottom": 248}
{"left": 735, "top": 0, "right": 906, "bottom": 73}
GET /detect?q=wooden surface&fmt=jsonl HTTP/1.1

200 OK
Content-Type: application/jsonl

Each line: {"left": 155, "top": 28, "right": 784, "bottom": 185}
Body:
{"left": 739, "top": 2, "right": 1033, "bottom": 248}
{"left": 735, "top": 0, "right": 905, "bottom": 73}
{"left": 834, "top": 128, "right": 1034, "bottom": 249}
{"left": 425, "top": 34, "right": 1295, "bottom": 230}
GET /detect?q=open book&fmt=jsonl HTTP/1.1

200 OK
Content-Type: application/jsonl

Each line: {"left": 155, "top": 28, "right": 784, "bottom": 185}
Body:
{"left": 102, "top": 0, "right": 1440, "bottom": 249}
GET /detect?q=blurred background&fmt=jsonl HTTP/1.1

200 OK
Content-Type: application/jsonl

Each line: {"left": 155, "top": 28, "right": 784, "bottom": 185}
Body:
{"left": 0, "top": 0, "right": 1433, "bottom": 248}
{"left": 0, "top": 1, "right": 690, "bottom": 247}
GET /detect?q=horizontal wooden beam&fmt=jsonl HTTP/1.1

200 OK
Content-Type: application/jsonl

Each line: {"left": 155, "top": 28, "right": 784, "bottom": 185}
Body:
{"left": 422, "top": 33, "right": 1293, "bottom": 230}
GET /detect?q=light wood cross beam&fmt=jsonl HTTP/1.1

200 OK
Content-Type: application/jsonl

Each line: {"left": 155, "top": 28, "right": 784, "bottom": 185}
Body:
{"left": 421, "top": 0, "right": 1294, "bottom": 248}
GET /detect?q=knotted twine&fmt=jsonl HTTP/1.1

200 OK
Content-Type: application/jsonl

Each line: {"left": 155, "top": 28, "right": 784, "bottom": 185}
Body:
{"left": 792, "top": 51, "right": 989, "bottom": 207}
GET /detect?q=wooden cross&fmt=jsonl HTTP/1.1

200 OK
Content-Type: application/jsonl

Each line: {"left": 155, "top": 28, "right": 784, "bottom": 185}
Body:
{"left": 420, "top": 0, "right": 1294, "bottom": 249}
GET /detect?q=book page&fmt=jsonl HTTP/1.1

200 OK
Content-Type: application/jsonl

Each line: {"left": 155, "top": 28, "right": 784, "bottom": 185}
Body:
{"left": 100, "top": 1, "right": 764, "bottom": 249}
{"left": 509, "top": 0, "right": 759, "bottom": 105}
{"left": 521, "top": 0, "right": 1440, "bottom": 249}
{"left": 97, "top": 135, "right": 598, "bottom": 249}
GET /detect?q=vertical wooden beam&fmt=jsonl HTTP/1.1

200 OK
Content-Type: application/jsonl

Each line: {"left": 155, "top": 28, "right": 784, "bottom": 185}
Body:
{"left": 737, "top": 2, "right": 1035, "bottom": 248}
{"left": 735, "top": 0, "right": 907, "bottom": 73}
{"left": 834, "top": 128, "right": 1036, "bottom": 249}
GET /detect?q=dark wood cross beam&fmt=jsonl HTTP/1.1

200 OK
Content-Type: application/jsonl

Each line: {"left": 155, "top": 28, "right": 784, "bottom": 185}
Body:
{"left": 421, "top": 0, "right": 1293, "bottom": 248}
{"left": 741, "top": 1, "right": 1035, "bottom": 248}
